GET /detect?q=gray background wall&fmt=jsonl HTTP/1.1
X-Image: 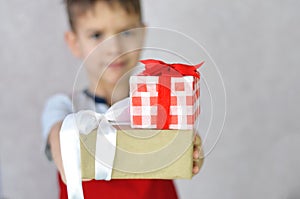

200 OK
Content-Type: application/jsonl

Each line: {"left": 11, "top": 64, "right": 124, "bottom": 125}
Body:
{"left": 0, "top": 0, "right": 300, "bottom": 198}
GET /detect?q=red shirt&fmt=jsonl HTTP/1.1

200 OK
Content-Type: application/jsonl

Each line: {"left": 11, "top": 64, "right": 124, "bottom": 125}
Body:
{"left": 58, "top": 173, "right": 178, "bottom": 199}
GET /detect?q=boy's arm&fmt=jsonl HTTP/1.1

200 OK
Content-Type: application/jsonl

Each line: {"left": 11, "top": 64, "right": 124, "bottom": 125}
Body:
{"left": 41, "top": 94, "right": 74, "bottom": 183}
{"left": 48, "top": 120, "right": 92, "bottom": 184}
{"left": 48, "top": 121, "right": 66, "bottom": 183}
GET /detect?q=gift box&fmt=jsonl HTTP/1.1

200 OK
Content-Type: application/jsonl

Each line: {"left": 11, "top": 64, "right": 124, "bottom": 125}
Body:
{"left": 130, "top": 59, "right": 203, "bottom": 130}
{"left": 60, "top": 102, "right": 203, "bottom": 188}
{"left": 80, "top": 125, "right": 201, "bottom": 179}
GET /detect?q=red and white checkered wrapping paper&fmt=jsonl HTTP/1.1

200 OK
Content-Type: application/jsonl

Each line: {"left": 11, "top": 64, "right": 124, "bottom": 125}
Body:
{"left": 130, "top": 75, "right": 200, "bottom": 129}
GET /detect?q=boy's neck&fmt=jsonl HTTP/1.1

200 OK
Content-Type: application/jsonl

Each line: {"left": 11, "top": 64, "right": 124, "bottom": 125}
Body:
{"left": 88, "top": 81, "right": 129, "bottom": 106}
{"left": 88, "top": 83, "right": 112, "bottom": 105}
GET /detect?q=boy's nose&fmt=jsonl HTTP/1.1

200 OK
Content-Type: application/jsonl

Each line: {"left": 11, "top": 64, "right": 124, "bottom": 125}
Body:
{"left": 106, "top": 36, "right": 122, "bottom": 56}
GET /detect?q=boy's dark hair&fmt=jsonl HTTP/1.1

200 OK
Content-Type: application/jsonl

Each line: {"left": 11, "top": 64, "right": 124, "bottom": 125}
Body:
{"left": 64, "top": 0, "right": 142, "bottom": 31}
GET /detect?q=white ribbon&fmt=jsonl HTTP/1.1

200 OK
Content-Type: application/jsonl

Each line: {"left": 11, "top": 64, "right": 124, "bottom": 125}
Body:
{"left": 60, "top": 98, "right": 130, "bottom": 199}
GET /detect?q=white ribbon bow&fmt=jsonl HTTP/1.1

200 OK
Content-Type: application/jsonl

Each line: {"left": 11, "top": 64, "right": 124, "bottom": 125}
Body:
{"left": 60, "top": 98, "right": 130, "bottom": 199}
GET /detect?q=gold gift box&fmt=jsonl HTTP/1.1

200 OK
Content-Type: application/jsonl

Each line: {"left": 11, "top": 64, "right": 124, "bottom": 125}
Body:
{"left": 80, "top": 126, "right": 202, "bottom": 179}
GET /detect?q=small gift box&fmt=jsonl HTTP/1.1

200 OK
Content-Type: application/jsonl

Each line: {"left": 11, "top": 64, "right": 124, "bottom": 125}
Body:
{"left": 130, "top": 59, "right": 203, "bottom": 129}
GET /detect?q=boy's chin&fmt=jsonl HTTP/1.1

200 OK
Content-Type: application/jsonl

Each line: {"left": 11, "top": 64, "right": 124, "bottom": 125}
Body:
{"left": 106, "top": 67, "right": 130, "bottom": 81}
{"left": 103, "top": 72, "right": 128, "bottom": 86}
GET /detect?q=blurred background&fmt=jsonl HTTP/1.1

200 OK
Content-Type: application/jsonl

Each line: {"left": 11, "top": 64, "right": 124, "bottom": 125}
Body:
{"left": 0, "top": 0, "right": 300, "bottom": 198}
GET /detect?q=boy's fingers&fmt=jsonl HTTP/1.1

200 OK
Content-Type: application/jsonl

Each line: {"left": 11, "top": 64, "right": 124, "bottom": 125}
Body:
{"left": 192, "top": 161, "right": 202, "bottom": 175}
{"left": 193, "top": 147, "right": 199, "bottom": 159}
{"left": 192, "top": 165, "right": 199, "bottom": 174}
{"left": 194, "top": 134, "right": 201, "bottom": 147}
{"left": 192, "top": 145, "right": 204, "bottom": 175}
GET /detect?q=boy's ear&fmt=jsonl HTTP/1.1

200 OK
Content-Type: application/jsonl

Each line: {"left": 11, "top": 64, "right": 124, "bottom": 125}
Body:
{"left": 64, "top": 31, "right": 82, "bottom": 58}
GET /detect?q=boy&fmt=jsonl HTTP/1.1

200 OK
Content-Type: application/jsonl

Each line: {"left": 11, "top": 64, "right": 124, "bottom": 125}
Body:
{"left": 42, "top": 0, "right": 202, "bottom": 198}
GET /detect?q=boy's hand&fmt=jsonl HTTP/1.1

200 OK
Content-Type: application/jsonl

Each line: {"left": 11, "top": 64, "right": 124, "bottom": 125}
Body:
{"left": 192, "top": 134, "right": 204, "bottom": 175}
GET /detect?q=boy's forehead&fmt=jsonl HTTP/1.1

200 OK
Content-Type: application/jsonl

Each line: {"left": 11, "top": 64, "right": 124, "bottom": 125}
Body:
{"left": 74, "top": 1, "right": 141, "bottom": 32}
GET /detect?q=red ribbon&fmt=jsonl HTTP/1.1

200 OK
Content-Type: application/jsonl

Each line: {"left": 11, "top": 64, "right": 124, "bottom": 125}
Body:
{"left": 140, "top": 59, "right": 204, "bottom": 129}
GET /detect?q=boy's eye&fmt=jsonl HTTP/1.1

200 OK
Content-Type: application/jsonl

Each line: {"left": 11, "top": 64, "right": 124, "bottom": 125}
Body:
{"left": 120, "top": 30, "right": 134, "bottom": 37}
{"left": 90, "top": 32, "right": 103, "bottom": 40}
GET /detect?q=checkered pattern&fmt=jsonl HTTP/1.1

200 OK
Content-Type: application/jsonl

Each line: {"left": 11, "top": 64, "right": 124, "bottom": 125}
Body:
{"left": 130, "top": 75, "right": 200, "bottom": 129}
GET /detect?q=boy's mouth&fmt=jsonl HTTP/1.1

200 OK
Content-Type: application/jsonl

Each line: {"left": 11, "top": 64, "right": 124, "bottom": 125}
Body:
{"left": 108, "top": 61, "right": 125, "bottom": 68}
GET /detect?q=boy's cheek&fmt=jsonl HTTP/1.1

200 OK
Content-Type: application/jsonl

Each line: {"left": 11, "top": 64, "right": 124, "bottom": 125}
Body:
{"left": 76, "top": 37, "right": 97, "bottom": 58}
{"left": 80, "top": 45, "right": 96, "bottom": 58}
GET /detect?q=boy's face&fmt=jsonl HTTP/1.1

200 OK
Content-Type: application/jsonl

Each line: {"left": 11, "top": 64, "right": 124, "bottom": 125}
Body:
{"left": 65, "top": 1, "right": 144, "bottom": 89}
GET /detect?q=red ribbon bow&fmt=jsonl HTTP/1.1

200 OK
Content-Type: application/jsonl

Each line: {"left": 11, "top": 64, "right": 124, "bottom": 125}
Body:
{"left": 140, "top": 59, "right": 203, "bottom": 78}
{"left": 139, "top": 59, "right": 204, "bottom": 129}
